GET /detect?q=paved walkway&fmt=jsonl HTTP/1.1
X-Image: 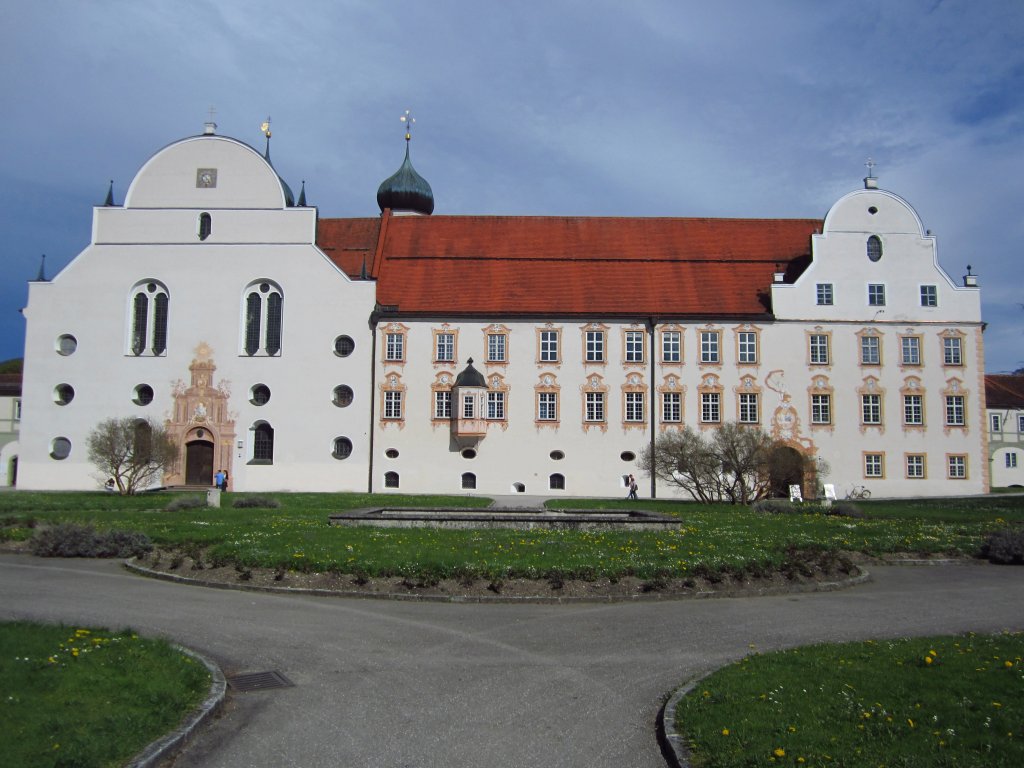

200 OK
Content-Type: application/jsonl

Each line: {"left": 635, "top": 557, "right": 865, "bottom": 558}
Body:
{"left": 3, "top": 554, "right": 1023, "bottom": 767}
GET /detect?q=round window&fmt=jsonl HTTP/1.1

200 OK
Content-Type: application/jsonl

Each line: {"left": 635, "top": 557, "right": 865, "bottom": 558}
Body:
{"left": 56, "top": 334, "right": 77, "bottom": 356}
{"left": 134, "top": 384, "right": 154, "bottom": 406}
{"left": 50, "top": 437, "right": 72, "bottom": 460}
{"left": 333, "top": 437, "right": 353, "bottom": 460}
{"left": 334, "top": 335, "right": 355, "bottom": 357}
{"left": 333, "top": 385, "right": 354, "bottom": 407}
{"left": 251, "top": 384, "right": 271, "bottom": 405}
{"left": 54, "top": 384, "right": 75, "bottom": 405}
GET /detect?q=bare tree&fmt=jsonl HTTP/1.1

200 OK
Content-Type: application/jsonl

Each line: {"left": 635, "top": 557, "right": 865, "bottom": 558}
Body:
{"left": 640, "top": 422, "right": 780, "bottom": 503}
{"left": 86, "top": 417, "right": 177, "bottom": 495}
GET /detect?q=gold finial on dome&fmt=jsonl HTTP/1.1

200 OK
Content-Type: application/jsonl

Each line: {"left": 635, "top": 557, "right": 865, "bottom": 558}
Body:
{"left": 400, "top": 109, "right": 415, "bottom": 142}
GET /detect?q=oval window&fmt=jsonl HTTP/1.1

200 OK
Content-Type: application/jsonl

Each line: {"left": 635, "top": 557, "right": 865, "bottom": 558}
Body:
{"left": 461, "top": 448, "right": 477, "bottom": 459}
{"left": 334, "top": 335, "right": 355, "bottom": 357}
{"left": 385, "top": 448, "right": 399, "bottom": 459}
{"left": 867, "top": 235, "right": 882, "bottom": 262}
{"left": 333, "top": 437, "right": 353, "bottom": 460}
{"left": 550, "top": 450, "right": 565, "bottom": 460}
{"left": 620, "top": 451, "right": 636, "bottom": 462}
{"left": 50, "top": 437, "right": 72, "bottom": 460}
{"left": 333, "top": 385, "right": 354, "bottom": 407}
{"left": 56, "top": 334, "right": 78, "bottom": 356}
{"left": 134, "top": 384, "right": 154, "bottom": 406}
{"left": 54, "top": 384, "right": 75, "bottom": 405}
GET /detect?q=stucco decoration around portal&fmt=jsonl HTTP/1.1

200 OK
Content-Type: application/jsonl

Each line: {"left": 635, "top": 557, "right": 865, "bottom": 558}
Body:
{"left": 164, "top": 343, "right": 236, "bottom": 487}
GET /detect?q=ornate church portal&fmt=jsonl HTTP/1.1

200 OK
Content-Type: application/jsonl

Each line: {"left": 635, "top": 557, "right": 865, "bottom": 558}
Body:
{"left": 164, "top": 344, "right": 236, "bottom": 487}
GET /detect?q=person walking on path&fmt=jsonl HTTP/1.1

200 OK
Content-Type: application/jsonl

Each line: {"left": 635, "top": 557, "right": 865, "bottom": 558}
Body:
{"left": 627, "top": 473, "right": 638, "bottom": 500}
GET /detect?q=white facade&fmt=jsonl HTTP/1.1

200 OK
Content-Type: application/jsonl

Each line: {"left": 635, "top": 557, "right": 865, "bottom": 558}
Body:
{"left": 19, "top": 130, "right": 377, "bottom": 491}
{"left": 18, "top": 128, "right": 987, "bottom": 498}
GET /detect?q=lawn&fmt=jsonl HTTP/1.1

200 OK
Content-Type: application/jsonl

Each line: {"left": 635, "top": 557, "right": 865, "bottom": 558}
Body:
{"left": 0, "top": 492, "right": 1019, "bottom": 581}
{"left": 676, "top": 631, "right": 1024, "bottom": 767}
{"left": 0, "top": 620, "right": 210, "bottom": 768}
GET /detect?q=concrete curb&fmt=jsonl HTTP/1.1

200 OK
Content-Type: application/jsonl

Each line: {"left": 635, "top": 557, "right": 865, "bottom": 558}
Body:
{"left": 660, "top": 672, "right": 714, "bottom": 768}
{"left": 123, "top": 559, "right": 872, "bottom": 604}
{"left": 125, "top": 645, "right": 227, "bottom": 768}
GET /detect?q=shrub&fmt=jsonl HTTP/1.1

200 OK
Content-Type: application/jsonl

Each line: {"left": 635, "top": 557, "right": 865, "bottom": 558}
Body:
{"left": 31, "top": 524, "right": 152, "bottom": 558}
{"left": 979, "top": 528, "right": 1024, "bottom": 564}
{"left": 751, "top": 499, "right": 797, "bottom": 515}
{"left": 164, "top": 496, "right": 207, "bottom": 512}
{"left": 232, "top": 495, "right": 281, "bottom": 509}
{"left": 826, "top": 502, "right": 865, "bottom": 519}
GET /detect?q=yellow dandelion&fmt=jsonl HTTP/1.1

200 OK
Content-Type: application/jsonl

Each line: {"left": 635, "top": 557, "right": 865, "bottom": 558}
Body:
{"left": 721, "top": 728, "right": 730, "bottom": 736}
{"left": 774, "top": 748, "right": 786, "bottom": 758}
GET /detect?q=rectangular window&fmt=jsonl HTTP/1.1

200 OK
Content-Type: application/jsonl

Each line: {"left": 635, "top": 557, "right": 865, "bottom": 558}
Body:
{"left": 662, "top": 331, "right": 681, "bottom": 363}
{"left": 462, "top": 393, "right": 475, "bottom": 419}
{"left": 737, "top": 332, "right": 757, "bottom": 364}
{"left": 625, "top": 392, "right": 645, "bottom": 422}
{"left": 585, "top": 392, "right": 605, "bottom": 422}
{"left": 901, "top": 336, "right": 921, "bottom": 366}
{"left": 1007, "top": 453, "right": 1018, "bottom": 469}
{"left": 385, "top": 333, "right": 404, "bottom": 362}
{"left": 864, "top": 453, "right": 883, "bottom": 478}
{"left": 738, "top": 393, "right": 759, "bottom": 423}
{"left": 860, "top": 336, "right": 880, "bottom": 365}
{"left": 948, "top": 455, "right": 967, "bottom": 479}
{"left": 868, "top": 284, "right": 886, "bottom": 306}
{"left": 992, "top": 414, "right": 1002, "bottom": 432}
{"left": 625, "top": 331, "right": 645, "bottom": 363}
{"left": 434, "top": 391, "right": 451, "bottom": 419}
{"left": 539, "top": 331, "right": 559, "bottom": 362}
{"left": 943, "top": 337, "right": 962, "bottom": 366}
{"left": 700, "top": 331, "right": 720, "bottom": 363}
{"left": 384, "top": 391, "right": 403, "bottom": 420}
{"left": 811, "top": 394, "right": 831, "bottom": 425}
{"left": 537, "top": 392, "right": 557, "bottom": 421}
{"left": 809, "top": 334, "right": 830, "bottom": 365}
{"left": 906, "top": 454, "right": 925, "bottom": 479}
{"left": 435, "top": 333, "right": 454, "bottom": 362}
{"left": 487, "top": 333, "right": 506, "bottom": 363}
{"left": 585, "top": 331, "right": 605, "bottom": 362}
{"left": 487, "top": 391, "right": 505, "bottom": 420}
{"left": 945, "top": 395, "right": 965, "bottom": 426}
{"left": 904, "top": 394, "right": 923, "bottom": 425}
{"left": 816, "top": 283, "right": 834, "bottom": 306}
{"left": 862, "top": 394, "right": 881, "bottom": 425}
{"left": 1019, "top": 414, "right": 1024, "bottom": 433}
{"left": 920, "top": 285, "right": 938, "bottom": 307}
{"left": 662, "top": 391, "right": 681, "bottom": 423}
{"left": 14, "top": 399, "right": 20, "bottom": 421}
{"left": 701, "top": 392, "right": 720, "bottom": 423}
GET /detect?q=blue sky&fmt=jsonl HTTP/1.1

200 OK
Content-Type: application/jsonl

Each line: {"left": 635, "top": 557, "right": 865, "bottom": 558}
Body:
{"left": 2, "top": 1, "right": 1023, "bottom": 371}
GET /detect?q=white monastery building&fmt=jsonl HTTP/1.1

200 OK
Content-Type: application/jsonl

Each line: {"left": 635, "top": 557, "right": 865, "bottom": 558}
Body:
{"left": 17, "top": 121, "right": 988, "bottom": 498}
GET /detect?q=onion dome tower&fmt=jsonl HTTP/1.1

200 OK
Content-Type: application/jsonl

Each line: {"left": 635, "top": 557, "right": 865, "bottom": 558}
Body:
{"left": 377, "top": 110, "right": 434, "bottom": 215}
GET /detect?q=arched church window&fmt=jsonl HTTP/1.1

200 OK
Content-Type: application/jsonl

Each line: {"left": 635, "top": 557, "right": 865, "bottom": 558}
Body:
{"left": 384, "top": 471, "right": 400, "bottom": 488}
{"left": 129, "top": 280, "right": 169, "bottom": 356}
{"left": 198, "top": 212, "right": 212, "bottom": 241}
{"left": 549, "top": 473, "right": 565, "bottom": 490}
{"left": 242, "top": 280, "right": 283, "bottom": 356}
{"left": 461, "top": 472, "right": 476, "bottom": 489}
{"left": 867, "top": 235, "right": 882, "bottom": 262}
{"left": 252, "top": 421, "right": 275, "bottom": 463}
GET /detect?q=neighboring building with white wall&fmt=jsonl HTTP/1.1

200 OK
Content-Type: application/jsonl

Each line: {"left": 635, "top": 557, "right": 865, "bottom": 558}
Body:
{"left": 985, "top": 374, "right": 1024, "bottom": 488}
{"left": 0, "top": 373, "right": 20, "bottom": 486}
{"left": 17, "top": 122, "right": 987, "bottom": 497}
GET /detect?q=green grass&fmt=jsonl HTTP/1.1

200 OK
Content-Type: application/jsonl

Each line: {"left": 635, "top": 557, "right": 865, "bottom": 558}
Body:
{"left": 0, "top": 621, "right": 211, "bottom": 768}
{"left": 0, "top": 492, "right": 1019, "bottom": 581}
{"left": 676, "top": 632, "right": 1024, "bottom": 767}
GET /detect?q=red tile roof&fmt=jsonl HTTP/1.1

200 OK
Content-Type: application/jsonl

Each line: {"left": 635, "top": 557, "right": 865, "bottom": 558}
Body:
{"left": 0, "top": 373, "right": 21, "bottom": 397}
{"left": 317, "top": 214, "right": 821, "bottom": 317}
{"left": 986, "top": 374, "right": 1024, "bottom": 409}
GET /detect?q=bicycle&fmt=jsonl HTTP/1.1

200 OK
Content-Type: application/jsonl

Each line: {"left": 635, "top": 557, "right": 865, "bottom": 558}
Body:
{"left": 845, "top": 485, "right": 871, "bottom": 500}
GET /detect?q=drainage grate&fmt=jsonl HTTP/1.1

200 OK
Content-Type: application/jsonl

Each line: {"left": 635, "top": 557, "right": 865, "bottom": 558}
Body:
{"left": 225, "top": 670, "right": 294, "bottom": 692}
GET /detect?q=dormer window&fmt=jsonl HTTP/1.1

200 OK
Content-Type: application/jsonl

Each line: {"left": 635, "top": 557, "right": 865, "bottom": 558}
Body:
{"left": 867, "top": 235, "right": 882, "bottom": 262}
